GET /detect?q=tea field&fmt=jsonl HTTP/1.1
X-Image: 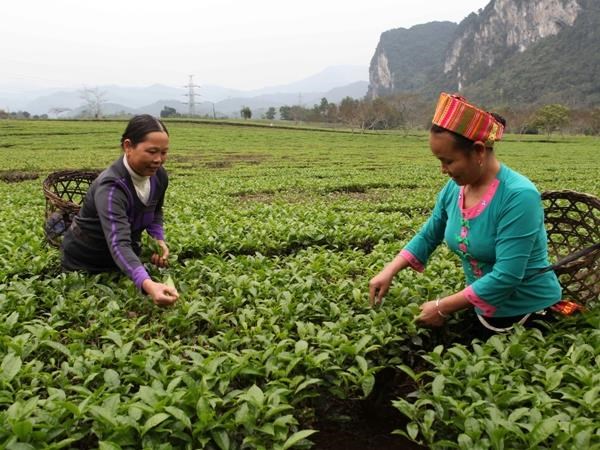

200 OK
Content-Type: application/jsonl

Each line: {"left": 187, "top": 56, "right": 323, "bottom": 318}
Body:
{"left": 0, "top": 119, "right": 599, "bottom": 449}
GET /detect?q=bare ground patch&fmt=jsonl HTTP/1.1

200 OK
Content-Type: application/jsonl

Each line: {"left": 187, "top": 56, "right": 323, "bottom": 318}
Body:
{"left": 0, "top": 171, "right": 39, "bottom": 183}
{"left": 171, "top": 152, "right": 269, "bottom": 169}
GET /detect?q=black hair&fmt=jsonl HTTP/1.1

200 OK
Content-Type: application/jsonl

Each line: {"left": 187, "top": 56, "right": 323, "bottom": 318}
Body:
{"left": 430, "top": 112, "right": 507, "bottom": 152}
{"left": 120, "top": 114, "right": 169, "bottom": 148}
{"left": 490, "top": 112, "right": 507, "bottom": 127}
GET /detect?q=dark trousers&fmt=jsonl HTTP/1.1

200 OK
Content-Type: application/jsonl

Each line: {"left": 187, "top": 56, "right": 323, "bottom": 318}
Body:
{"left": 468, "top": 309, "right": 557, "bottom": 341}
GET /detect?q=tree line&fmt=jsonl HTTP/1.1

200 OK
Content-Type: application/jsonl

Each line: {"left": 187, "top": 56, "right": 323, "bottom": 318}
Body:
{"left": 248, "top": 96, "right": 600, "bottom": 136}
{"left": 3, "top": 89, "right": 600, "bottom": 136}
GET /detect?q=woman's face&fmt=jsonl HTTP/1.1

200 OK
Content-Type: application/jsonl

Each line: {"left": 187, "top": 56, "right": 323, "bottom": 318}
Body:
{"left": 123, "top": 131, "right": 169, "bottom": 177}
{"left": 429, "top": 131, "right": 481, "bottom": 186}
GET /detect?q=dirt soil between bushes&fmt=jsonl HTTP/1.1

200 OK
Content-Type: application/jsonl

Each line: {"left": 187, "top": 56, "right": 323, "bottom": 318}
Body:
{"left": 310, "top": 368, "right": 427, "bottom": 450}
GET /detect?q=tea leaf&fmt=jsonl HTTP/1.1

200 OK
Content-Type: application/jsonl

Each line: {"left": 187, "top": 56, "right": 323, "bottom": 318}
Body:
{"left": 165, "top": 406, "right": 191, "bottom": 430}
{"left": 431, "top": 374, "right": 445, "bottom": 397}
{"left": 212, "top": 430, "right": 231, "bottom": 450}
{"left": 1, "top": 353, "right": 22, "bottom": 382}
{"left": 282, "top": 429, "right": 318, "bottom": 449}
{"left": 529, "top": 417, "right": 558, "bottom": 447}
{"left": 142, "top": 413, "right": 170, "bottom": 435}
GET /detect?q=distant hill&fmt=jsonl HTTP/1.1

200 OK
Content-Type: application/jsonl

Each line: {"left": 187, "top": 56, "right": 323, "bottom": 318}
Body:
{"left": 3, "top": 65, "right": 368, "bottom": 116}
{"left": 126, "top": 81, "right": 368, "bottom": 118}
{"left": 207, "top": 81, "right": 369, "bottom": 117}
{"left": 247, "top": 65, "right": 368, "bottom": 96}
{"left": 368, "top": 0, "right": 600, "bottom": 107}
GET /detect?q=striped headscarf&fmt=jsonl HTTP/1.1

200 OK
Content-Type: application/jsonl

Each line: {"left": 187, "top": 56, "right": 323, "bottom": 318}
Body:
{"left": 432, "top": 93, "right": 504, "bottom": 146}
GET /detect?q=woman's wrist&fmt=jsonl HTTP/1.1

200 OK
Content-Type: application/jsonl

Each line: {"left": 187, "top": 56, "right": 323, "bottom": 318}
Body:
{"left": 435, "top": 298, "right": 449, "bottom": 318}
{"left": 385, "top": 254, "right": 409, "bottom": 277}
{"left": 142, "top": 278, "right": 155, "bottom": 293}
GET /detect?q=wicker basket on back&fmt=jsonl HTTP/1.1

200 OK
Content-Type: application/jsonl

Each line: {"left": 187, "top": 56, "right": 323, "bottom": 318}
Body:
{"left": 542, "top": 190, "right": 600, "bottom": 306}
{"left": 43, "top": 170, "right": 100, "bottom": 247}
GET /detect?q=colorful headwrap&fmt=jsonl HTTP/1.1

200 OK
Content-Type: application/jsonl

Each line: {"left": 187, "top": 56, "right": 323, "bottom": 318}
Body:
{"left": 432, "top": 92, "right": 504, "bottom": 146}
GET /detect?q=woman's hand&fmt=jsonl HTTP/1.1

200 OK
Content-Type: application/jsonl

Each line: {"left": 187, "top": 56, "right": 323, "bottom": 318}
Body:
{"left": 416, "top": 300, "right": 447, "bottom": 328}
{"left": 142, "top": 279, "right": 179, "bottom": 306}
{"left": 151, "top": 240, "right": 170, "bottom": 268}
{"left": 369, "top": 269, "right": 395, "bottom": 306}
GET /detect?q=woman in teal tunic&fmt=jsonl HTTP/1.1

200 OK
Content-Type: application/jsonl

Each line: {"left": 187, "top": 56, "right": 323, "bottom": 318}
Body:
{"left": 369, "top": 93, "right": 562, "bottom": 338}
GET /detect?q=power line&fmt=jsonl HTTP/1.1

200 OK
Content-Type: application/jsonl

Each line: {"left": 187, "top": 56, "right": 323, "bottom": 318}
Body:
{"left": 182, "top": 75, "right": 201, "bottom": 116}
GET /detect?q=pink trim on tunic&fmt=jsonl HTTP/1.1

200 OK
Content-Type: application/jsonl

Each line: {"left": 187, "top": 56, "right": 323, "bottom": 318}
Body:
{"left": 455, "top": 178, "right": 500, "bottom": 280}
{"left": 463, "top": 286, "right": 496, "bottom": 317}
{"left": 400, "top": 249, "right": 425, "bottom": 273}
{"left": 459, "top": 178, "right": 500, "bottom": 220}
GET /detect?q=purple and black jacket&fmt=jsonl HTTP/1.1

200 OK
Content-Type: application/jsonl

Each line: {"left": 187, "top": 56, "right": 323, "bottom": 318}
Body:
{"left": 61, "top": 157, "right": 168, "bottom": 290}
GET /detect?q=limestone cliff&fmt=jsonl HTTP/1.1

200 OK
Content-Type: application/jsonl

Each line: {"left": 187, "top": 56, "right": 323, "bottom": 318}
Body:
{"left": 368, "top": 0, "right": 600, "bottom": 106}
{"left": 444, "top": 0, "right": 581, "bottom": 90}
{"left": 367, "top": 22, "right": 457, "bottom": 98}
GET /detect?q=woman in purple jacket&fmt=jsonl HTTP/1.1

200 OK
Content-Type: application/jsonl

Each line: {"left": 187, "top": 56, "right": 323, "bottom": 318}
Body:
{"left": 62, "top": 115, "right": 179, "bottom": 305}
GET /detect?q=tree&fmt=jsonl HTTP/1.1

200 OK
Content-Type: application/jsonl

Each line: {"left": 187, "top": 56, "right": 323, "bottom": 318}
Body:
{"left": 589, "top": 108, "right": 600, "bottom": 135}
{"left": 338, "top": 97, "right": 361, "bottom": 131}
{"left": 240, "top": 106, "right": 252, "bottom": 120}
{"left": 318, "top": 97, "right": 329, "bottom": 115}
{"left": 160, "top": 106, "right": 179, "bottom": 118}
{"left": 79, "top": 87, "right": 107, "bottom": 119}
{"left": 49, "top": 107, "right": 72, "bottom": 118}
{"left": 279, "top": 106, "right": 292, "bottom": 121}
{"left": 325, "top": 103, "right": 338, "bottom": 123}
{"left": 531, "top": 104, "right": 570, "bottom": 137}
{"left": 265, "top": 107, "right": 276, "bottom": 120}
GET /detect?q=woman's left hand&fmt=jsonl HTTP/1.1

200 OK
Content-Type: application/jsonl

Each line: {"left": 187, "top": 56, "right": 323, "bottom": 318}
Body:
{"left": 416, "top": 300, "right": 447, "bottom": 328}
{"left": 151, "top": 240, "right": 170, "bottom": 268}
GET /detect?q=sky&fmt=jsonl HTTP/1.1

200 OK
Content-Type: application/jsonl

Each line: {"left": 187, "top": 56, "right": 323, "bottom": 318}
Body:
{"left": 1, "top": 0, "right": 489, "bottom": 92}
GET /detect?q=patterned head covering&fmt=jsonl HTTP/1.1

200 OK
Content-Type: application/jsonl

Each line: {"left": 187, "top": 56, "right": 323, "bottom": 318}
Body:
{"left": 432, "top": 93, "right": 504, "bottom": 146}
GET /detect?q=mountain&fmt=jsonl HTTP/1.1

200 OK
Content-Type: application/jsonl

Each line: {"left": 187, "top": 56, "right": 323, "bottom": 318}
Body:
{"left": 246, "top": 65, "right": 368, "bottom": 96}
{"left": 368, "top": 0, "right": 600, "bottom": 107}
{"left": 3, "top": 65, "right": 368, "bottom": 116}
{"left": 209, "top": 81, "right": 369, "bottom": 117}
{"left": 368, "top": 22, "right": 458, "bottom": 98}
{"left": 75, "top": 80, "right": 366, "bottom": 119}
{"left": 461, "top": 0, "right": 600, "bottom": 106}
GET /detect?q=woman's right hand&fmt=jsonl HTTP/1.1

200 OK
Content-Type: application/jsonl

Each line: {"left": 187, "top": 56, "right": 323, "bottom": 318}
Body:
{"left": 369, "top": 269, "right": 395, "bottom": 306}
{"left": 142, "top": 279, "right": 179, "bottom": 306}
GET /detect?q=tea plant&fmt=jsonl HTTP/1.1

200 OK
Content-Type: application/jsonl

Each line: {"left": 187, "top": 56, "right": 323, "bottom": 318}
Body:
{"left": 0, "top": 119, "right": 598, "bottom": 448}
{"left": 394, "top": 314, "right": 600, "bottom": 449}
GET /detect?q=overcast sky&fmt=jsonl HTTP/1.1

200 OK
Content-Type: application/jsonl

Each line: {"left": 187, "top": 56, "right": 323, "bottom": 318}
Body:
{"left": 1, "top": 0, "right": 489, "bottom": 91}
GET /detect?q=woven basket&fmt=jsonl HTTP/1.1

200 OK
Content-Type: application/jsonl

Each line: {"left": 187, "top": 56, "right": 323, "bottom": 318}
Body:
{"left": 43, "top": 170, "right": 100, "bottom": 247}
{"left": 542, "top": 190, "right": 600, "bottom": 305}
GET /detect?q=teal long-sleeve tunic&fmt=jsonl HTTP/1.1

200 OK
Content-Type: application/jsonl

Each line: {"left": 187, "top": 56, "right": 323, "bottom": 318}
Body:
{"left": 401, "top": 164, "right": 561, "bottom": 318}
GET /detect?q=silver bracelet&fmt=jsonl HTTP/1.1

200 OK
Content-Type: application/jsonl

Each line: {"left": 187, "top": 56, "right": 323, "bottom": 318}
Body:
{"left": 436, "top": 298, "right": 449, "bottom": 318}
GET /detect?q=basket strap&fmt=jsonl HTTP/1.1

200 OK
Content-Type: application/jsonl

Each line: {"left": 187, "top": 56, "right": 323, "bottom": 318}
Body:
{"left": 525, "top": 242, "right": 600, "bottom": 280}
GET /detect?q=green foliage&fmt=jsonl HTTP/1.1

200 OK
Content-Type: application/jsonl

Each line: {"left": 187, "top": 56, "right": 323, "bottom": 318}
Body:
{"left": 265, "top": 107, "right": 276, "bottom": 121}
{"left": 160, "top": 106, "right": 179, "bottom": 118}
{"left": 394, "top": 318, "right": 600, "bottom": 449}
{"left": 530, "top": 104, "right": 571, "bottom": 137}
{"left": 0, "top": 120, "right": 598, "bottom": 448}
{"left": 240, "top": 107, "right": 252, "bottom": 120}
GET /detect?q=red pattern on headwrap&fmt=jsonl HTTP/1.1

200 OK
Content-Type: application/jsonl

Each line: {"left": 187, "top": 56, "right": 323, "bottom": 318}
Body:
{"left": 432, "top": 93, "right": 504, "bottom": 146}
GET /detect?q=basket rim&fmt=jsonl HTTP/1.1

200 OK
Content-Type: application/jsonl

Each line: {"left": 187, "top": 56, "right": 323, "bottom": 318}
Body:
{"left": 43, "top": 169, "right": 101, "bottom": 210}
{"left": 541, "top": 189, "right": 600, "bottom": 208}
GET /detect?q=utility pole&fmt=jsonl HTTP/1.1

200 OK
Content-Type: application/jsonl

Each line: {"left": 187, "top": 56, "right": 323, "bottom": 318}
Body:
{"left": 183, "top": 75, "right": 201, "bottom": 117}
